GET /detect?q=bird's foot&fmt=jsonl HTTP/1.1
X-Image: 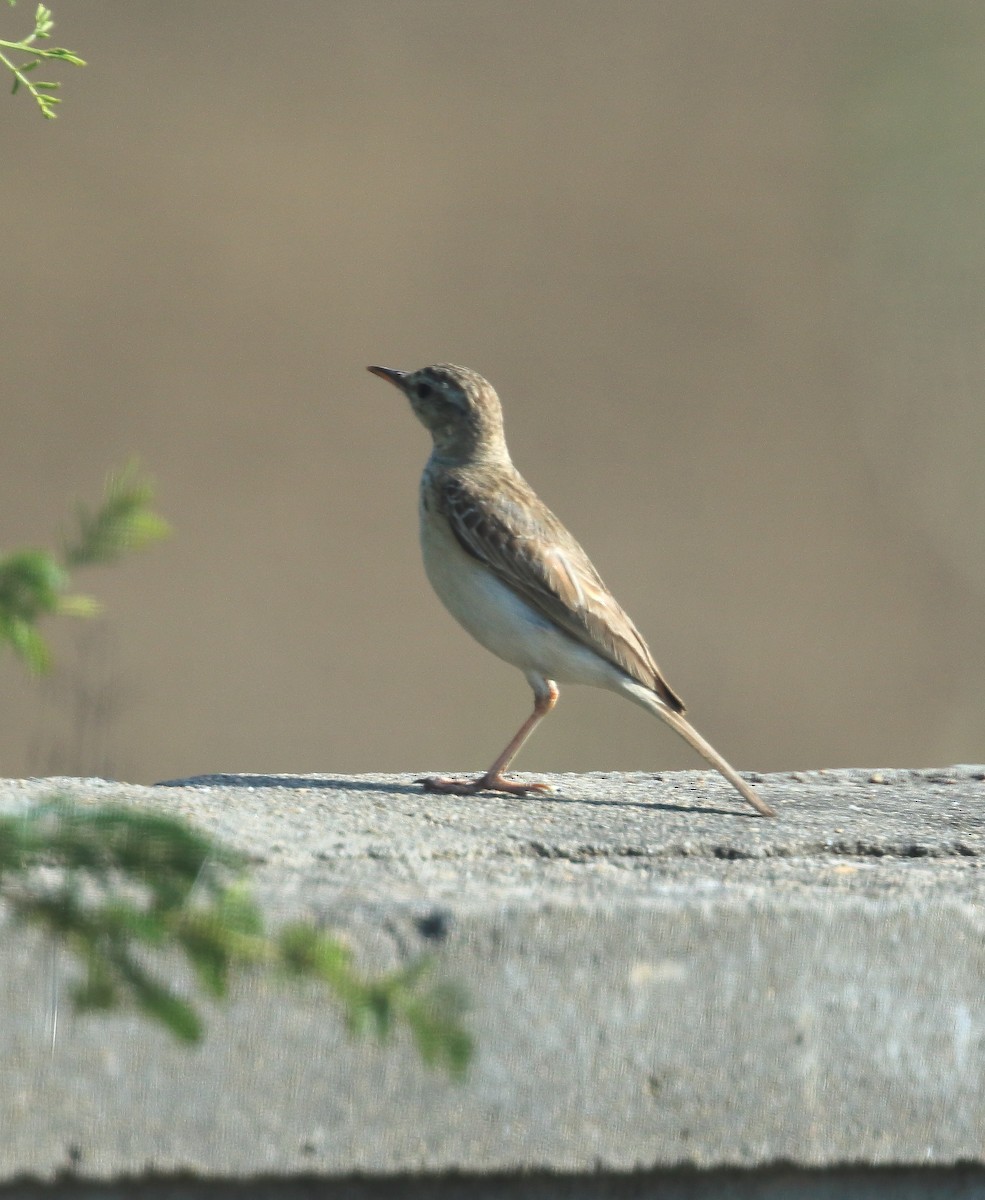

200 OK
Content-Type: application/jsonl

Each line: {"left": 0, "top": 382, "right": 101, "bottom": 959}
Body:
{"left": 417, "top": 772, "right": 552, "bottom": 796}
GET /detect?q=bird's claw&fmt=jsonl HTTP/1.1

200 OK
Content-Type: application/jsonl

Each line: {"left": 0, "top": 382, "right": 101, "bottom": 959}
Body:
{"left": 417, "top": 774, "right": 552, "bottom": 797}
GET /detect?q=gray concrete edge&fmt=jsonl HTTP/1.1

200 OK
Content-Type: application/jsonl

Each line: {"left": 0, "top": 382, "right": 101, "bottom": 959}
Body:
{"left": 1, "top": 770, "right": 984, "bottom": 1182}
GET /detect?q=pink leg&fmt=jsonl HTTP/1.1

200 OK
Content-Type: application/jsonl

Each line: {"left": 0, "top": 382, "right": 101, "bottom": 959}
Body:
{"left": 419, "top": 679, "right": 559, "bottom": 797}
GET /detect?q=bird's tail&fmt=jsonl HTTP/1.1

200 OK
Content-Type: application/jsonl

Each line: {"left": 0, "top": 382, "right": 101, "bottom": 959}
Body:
{"left": 623, "top": 681, "right": 776, "bottom": 818}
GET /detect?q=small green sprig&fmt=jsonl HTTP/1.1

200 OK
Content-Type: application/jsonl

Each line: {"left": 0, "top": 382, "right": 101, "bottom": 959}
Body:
{"left": 1, "top": 2, "right": 85, "bottom": 119}
{"left": 0, "top": 550, "right": 89, "bottom": 673}
{"left": 0, "top": 462, "right": 171, "bottom": 674}
{"left": 2, "top": 799, "right": 472, "bottom": 1075}
{"left": 63, "top": 461, "right": 172, "bottom": 570}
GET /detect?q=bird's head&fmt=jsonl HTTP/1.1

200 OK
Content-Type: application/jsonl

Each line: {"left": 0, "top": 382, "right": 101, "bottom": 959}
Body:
{"left": 367, "top": 362, "right": 509, "bottom": 464}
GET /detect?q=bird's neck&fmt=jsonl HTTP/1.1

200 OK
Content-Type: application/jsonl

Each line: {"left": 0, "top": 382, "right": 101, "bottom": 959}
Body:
{"left": 428, "top": 429, "right": 512, "bottom": 469}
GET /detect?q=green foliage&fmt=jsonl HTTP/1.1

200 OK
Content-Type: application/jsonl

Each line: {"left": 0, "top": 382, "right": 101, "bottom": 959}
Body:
{"left": 0, "top": 462, "right": 171, "bottom": 674}
{"left": 278, "top": 922, "right": 472, "bottom": 1077}
{"left": 0, "top": 551, "right": 69, "bottom": 671}
{"left": 0, "top": 2, "right": 85, "bottom": 118}
{"left": 0, "top": 4, "right": 472, "bottom": 1083}
{"left": 1, "top": 799, "right": 472, "bottom": 1076}
{"left": 63, "top": 462, "right": 172, "bottom": 569}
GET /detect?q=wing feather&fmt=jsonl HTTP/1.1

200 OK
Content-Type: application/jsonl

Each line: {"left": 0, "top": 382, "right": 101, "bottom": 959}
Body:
{"left": 438, "top": 468, "right": 686, "bottom": 713}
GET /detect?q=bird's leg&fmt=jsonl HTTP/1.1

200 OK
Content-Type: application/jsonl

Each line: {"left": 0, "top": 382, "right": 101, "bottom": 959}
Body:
{"left": 476, "top": 678, "right": 559, "bottom": 793}
{"left": 419, "top": 679, "right": 559, "bottom": 797}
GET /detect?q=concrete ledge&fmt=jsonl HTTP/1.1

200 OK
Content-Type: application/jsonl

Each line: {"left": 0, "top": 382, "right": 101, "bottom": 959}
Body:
{"left": 2, "top": 768, "right": 985, "bottom": 1190}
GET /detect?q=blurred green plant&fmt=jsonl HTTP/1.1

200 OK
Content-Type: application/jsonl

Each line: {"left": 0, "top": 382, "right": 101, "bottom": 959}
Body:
{"left": 0, "top": 462, "right": 170, "bottom": 674}
{"left": 0, "top": 3, "right": 471, "bottom": 1080}
{"left": 1, "top": 1, "right": 84, "bottom": 118}
{"left": 2, "top": 797, "right": 472, "bottom": 1076}
{"left": 1, "top": 473, "right": 471, "bottom": 1074}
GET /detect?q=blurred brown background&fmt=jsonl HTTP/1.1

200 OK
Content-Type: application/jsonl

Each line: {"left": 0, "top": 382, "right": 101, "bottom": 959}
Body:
{"left": 3, "top": 1, "right": 984, "bottom": 784}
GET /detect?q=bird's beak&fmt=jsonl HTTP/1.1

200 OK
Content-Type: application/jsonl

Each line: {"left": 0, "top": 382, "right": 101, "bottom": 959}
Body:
{"left": 367, "top": 365, "right": 407, "bottom": 390}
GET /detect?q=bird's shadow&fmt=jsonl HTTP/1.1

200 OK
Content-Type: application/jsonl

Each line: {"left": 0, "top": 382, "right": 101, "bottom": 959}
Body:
{"left": 529, "top": 791, "right": 755, "bottom": 819}
{"left": 155, "top": 773, "right": 423, "bottom": 797}
{"left": 157, "top": 773, "right": 754, "bottom": 818}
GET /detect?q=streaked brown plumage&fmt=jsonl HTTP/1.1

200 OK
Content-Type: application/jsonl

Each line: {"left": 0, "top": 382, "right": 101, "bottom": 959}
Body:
{"left": 435, "top": 466, "right": 685, "bottom": 713}
{"left": 368, "top": 362, "right": 775, "bottom": 818}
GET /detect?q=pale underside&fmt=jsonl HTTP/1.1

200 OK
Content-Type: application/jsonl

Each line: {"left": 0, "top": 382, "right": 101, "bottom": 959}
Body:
{"left": 420, "top": 460, "right": 685, "bottom": 713}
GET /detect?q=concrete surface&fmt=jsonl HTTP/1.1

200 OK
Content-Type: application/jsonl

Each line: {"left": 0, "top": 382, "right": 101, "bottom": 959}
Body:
{"left": 1, "top": 767, "right": 984, "bottom": 1193}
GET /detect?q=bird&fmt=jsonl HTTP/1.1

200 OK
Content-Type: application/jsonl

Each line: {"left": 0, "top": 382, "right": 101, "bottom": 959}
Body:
{"left": 367, "top": 362, "right": 775, "bottom": 818}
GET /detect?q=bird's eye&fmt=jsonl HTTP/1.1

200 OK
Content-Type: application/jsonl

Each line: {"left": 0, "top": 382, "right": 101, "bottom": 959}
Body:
{"left": 413, "top": 381, "right": 433, "bottom": 401}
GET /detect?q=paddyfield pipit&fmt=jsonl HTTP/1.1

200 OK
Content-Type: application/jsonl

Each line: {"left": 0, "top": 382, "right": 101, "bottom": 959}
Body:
{"left": 368, "top": 362, "right": 775, "bottom": 818}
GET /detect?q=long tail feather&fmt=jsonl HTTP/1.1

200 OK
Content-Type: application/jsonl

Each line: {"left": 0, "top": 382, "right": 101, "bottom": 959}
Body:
{"left": 624, "top": 682, "right": 776, "bottom": 817}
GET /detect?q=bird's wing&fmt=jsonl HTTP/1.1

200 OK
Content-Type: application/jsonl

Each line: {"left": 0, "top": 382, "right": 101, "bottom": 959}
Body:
{"left": 439, "top": 470, "right": 685, "bottom": 713}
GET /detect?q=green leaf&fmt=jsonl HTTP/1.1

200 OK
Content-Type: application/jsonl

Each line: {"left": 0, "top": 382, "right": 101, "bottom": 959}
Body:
{"left": 213, "top": 884, "right": 265, "bottom": 943}
{"left": 406, "top": 985, "right": 472, "bottom": 1078}
{"left": 277, "top": 922, "right": 352, "bottom": 977}
{"left": 0, "top": 548, "right": 73, "bottom": 665}
{"left": 116, "top": 953, "right": 203, "bottom": 1043}
{"left": 72, "top": 954, "right": 117, "bottom": 1012}
{"left": 46, "top": 47, "right": 85, "bottom": 65}
{"left": 56, "top": 592, "right": 101, "bottom": 618}
{"left": 64, "top": 461, "right": 172, "bottom": 567}
{"left": 0, "top": 615, "right": 51, "bottom": 671}
{"left": 0, "top": 549, "right": 66, "bottom": 618}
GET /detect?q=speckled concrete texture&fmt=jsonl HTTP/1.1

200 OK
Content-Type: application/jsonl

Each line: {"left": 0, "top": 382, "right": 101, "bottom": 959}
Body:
{"left": 1, "top": 768, "right": 984, "bottom": 1184}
